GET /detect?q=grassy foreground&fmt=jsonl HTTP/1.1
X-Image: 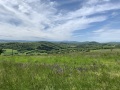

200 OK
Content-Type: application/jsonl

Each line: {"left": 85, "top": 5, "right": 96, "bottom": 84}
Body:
{"left": 0, "top": 51, "right": 120, "bottom": 90}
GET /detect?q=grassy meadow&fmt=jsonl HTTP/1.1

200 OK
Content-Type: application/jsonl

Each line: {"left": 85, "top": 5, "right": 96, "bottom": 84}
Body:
{"left": 0, "top": 49, "right": 120, "bottom": 90}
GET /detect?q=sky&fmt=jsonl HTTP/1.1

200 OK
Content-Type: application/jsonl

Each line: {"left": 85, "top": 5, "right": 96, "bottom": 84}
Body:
{"left": 0, "top": 0, "right": 120, "bottom": 42}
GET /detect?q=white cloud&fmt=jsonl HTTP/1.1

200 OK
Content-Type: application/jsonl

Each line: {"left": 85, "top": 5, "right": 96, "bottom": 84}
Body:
{"left": 62, "top": 2, "right": 120, "bottom": 21}
{"left": 91, "top": 28, "right": 120, "bottom": 42}
{"left": 87, "top": 0, "right": 110, "bottom": 5}
{"left": 0, "top": 0, "right": 120, "bottom": 41}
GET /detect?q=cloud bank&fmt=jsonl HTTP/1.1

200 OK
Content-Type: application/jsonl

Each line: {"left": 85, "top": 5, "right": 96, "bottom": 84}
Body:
{"left": 0, "top": 0, "right": 120, "bottom": 41}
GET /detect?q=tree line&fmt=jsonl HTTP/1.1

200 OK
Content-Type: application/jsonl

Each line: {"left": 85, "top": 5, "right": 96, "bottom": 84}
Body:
{"left": 0, "top": 41, "right": 120, "bottom": 55}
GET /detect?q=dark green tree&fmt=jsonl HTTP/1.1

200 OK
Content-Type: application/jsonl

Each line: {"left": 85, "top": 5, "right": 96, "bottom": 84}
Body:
{"left": 0, "top": 49, "right": 4, "bottom": 55}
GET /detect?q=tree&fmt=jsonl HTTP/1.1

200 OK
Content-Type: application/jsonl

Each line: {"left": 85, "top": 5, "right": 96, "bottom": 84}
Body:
{"left": 0, "top": 49, "right": 4, "bottom": 55}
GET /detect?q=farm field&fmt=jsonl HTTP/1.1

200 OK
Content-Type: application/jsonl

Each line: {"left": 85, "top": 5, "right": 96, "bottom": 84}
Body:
{"left": 0, "top": 50, "right": 120, "bottom": 90}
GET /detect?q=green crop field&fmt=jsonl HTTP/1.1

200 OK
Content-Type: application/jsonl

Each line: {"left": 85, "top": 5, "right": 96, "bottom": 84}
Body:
{"left": 2, "top": 49, "right": 18, "bottom": 55}
{"left": 0, "top": 50, "right": 120, "bottom": 90}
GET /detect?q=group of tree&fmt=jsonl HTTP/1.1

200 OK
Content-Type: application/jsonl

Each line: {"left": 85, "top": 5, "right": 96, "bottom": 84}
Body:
{"left": 0, "top": 49, "right": 4, "bottom": 55}
{"left": 0, "top": 41, "right": 119, "bottom": 55}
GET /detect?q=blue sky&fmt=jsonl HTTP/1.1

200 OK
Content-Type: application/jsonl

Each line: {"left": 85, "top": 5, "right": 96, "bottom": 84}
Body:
{"left": 0, "top": 0, "right": 120, "bottom": 42}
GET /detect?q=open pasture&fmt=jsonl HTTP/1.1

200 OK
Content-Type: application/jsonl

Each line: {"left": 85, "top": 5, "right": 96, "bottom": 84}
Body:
{"left": 0, "top": 51, "right": 120, "bottom": 90}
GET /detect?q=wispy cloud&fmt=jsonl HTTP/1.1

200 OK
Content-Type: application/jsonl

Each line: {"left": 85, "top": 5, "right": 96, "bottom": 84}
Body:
{"left": 0, "top": 0, "right": 120, "bottom": 41}
{"left": 92, "top": 28, "right": 120, "bottom": 42}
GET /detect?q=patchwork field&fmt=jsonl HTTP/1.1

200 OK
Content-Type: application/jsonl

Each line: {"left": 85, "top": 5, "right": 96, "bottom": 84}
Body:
{"left": 0, "top": 51, "right": 120, "bottom": 90}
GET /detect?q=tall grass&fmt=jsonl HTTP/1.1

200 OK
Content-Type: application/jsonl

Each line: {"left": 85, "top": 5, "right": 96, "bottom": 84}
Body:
{"left": 0, "top": 51, "right": 120, "bottom": 90}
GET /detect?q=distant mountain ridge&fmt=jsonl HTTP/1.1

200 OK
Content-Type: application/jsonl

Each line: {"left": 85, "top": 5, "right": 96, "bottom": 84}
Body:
{"left": 0, "top": 39, "right": 120, "bottom": 44}
{"left": 0, "top": 40, "right": 34, "bottom": 43}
